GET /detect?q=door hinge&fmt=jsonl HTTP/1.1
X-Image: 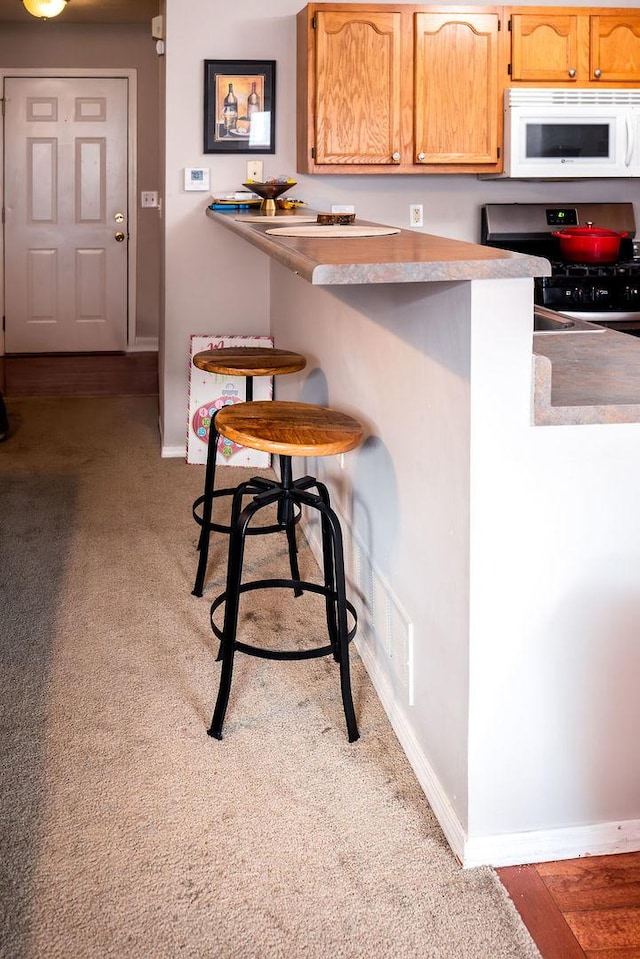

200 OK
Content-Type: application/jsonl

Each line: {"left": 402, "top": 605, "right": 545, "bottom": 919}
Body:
{"left": 311, "top": 15, "right": 316, "bottom": 29}
{"left": 507, "top": 63, "right": 512, "bottom": 76}
{"left": 1, "top": 207, "right": 4, "bottom": 225}
{"left": 0, "top": 98, "right": 5, "bottom": 117}
{"left": 508, "top": 18, "right": 512, "bottom": 31}
{"left": 311, "top": 147, "right": 315, "bottom": 159}
{"left": 2, "top": 316, "right": 5, "bottom": 332}
{"left": 497, "top": 146, "right": 501, "bottom": 159}
{"left": 497, "top": 19, "right": 501, "bottom": 31}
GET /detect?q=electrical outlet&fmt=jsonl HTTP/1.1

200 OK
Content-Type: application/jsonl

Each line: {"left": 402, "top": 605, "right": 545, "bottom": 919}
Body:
{"left": 410, "top": 204, "right": 423, "bottom": 228}
{"left": 246, "top": 160, "right": 263, "bottom": 181}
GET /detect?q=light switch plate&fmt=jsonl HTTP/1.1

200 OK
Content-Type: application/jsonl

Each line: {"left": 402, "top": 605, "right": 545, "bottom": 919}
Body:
{"left": 184, "top": 167, "right": 210, "bottom": 191}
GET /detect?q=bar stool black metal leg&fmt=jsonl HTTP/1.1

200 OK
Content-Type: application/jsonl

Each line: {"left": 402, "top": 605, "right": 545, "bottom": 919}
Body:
{"left": 192, "top": 408, "right": 220, "bottom": 597}
{"left": 279, "top": 456, "right": 303, "bottom": 597}
{"left": 193, "top": 376, "right": 256, "bottom": 598}
{"left": 313, "top": 481, "right": 339, "bottom": 658}
{"left": 208, "top": 494, "right": 252, "bottom": 740}
{"left": 323, "top": 505, "right": 359, "bottom": 743}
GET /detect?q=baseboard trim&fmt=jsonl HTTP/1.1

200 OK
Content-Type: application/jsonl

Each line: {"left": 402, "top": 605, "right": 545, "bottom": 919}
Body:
{"left": 300, "top": 512, "right": 468, "bottom": 865}
{"left": 295, "top": 513, "right": 640, "bottom": 869}
{"left": 128, "top": 337, "right": 159, "bottom": 353}
{"left": 161, "top": 444, "right": 186, "bottom": 458}
{"left": 464, "top": 818, "right": 640, "bottom": 868}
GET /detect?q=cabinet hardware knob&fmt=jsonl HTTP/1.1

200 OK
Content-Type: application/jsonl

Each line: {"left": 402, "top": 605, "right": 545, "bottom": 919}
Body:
{"left": 594, "top": 68, "right": 602, "bottom": 78}
{"left": 568, "top": 68, "right": 576, "bottom": 78}
{"left": 392, "top": 151, "right": 401, "bottom": 162}
{"left": 417, "top": 152, "right": 426, "bottom": 161}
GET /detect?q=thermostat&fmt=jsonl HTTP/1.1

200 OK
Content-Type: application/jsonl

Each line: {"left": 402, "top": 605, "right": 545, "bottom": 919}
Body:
{"left": 184, "top": 167, "right": 210, "bottom": 192}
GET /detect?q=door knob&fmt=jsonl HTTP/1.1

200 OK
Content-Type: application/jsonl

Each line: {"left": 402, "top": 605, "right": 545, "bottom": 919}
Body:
{"left": 114, "top": 231, "right": 126, "bottom": 242}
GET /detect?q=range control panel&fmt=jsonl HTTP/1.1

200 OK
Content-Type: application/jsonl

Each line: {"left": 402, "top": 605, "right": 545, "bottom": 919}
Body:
{"left": 546, "top": 208, "right": 579, "bottom": 227}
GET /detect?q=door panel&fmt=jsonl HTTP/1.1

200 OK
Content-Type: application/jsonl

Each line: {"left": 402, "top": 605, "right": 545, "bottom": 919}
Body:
{"left": 4, "top": 77, "right": 128, "bottom": 353}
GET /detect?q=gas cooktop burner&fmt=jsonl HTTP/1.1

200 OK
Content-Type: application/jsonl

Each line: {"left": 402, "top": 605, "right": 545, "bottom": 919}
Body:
{"left": 549, "top": 260, "right": 640, "bottom": 278}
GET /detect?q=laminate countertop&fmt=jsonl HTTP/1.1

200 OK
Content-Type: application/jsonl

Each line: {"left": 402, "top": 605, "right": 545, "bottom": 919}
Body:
{"left": 205, "top": 207, "right": 550, "bottom": 285}
{"left": 206, "top": 207, "right": 640, "bottom": 426}
{"left": 533, "top": 325, "right": 640, "bottom": 425}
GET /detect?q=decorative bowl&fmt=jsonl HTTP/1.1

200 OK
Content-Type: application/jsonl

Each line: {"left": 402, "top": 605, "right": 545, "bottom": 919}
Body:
{"left": 243, "top": 180, "right": 296, "bottom": 214}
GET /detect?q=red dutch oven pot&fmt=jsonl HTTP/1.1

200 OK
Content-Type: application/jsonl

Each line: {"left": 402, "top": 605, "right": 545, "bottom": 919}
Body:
{"left": 551, "top": 221, "right": 628, "bottom": 264}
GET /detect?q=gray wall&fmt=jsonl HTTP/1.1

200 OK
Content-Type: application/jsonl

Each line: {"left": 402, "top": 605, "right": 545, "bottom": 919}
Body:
{"left": 0, "top": 22, "right": 162, "bottom": 343}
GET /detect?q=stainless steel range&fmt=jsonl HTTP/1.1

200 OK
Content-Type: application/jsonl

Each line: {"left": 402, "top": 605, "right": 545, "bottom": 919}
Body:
{"left": 481, "top": 202, "right": 640, "bottom": 334}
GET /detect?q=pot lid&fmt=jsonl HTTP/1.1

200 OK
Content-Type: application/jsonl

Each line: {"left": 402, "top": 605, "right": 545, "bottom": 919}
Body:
{"left": 551, "top": 223, "right": 628, "bottom": 238}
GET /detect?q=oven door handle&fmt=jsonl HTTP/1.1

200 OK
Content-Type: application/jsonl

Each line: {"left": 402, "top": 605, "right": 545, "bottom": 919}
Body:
{"left": 625, "top": 115, "right": 634, "bottom": 167}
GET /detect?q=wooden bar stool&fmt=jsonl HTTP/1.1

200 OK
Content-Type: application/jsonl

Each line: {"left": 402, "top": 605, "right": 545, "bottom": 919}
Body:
{"left": 191, "top": 347, "right": 306, "bottom": 597}
{"left": 207, "top": 400, "right": 364, "bottom": 743}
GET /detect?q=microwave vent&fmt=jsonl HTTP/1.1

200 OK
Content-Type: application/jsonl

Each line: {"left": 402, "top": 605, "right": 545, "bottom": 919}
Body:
{"left": 506, "top": 88, "right": 640, "bottom": 108}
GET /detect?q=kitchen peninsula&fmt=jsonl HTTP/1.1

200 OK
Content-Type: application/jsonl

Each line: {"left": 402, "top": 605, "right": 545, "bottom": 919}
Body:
{"left": 207, "top": 209, "right": 640, "bottom": 869}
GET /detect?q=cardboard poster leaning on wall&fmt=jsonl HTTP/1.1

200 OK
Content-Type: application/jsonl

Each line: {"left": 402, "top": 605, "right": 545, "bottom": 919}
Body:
{"left": 187, "top": 334, "right": 273, "bottom": 467}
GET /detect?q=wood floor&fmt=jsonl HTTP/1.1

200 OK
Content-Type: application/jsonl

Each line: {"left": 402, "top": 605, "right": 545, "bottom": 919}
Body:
{"left": 2, "top": 354, "right": 639, "bottom": 958}
{"left": 498, "top": 851, "right": 640, "bottom": 957}
{"left": 0, "top": 351, "right": 158, "bottom": 398}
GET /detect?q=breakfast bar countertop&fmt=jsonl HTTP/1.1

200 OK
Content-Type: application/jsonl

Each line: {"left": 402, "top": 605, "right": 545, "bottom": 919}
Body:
{"left": 205, "top": 207, "right": 550, "bottom": 285}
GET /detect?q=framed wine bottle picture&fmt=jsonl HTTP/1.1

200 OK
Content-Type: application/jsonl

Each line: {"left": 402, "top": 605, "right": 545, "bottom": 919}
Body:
{"left": 204, "top": 60, "right": 276, "bottom": 154}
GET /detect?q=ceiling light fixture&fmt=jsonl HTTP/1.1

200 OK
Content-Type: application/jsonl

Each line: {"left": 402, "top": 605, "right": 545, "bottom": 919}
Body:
{"left": 22, "top": 0, "right": 70, "bottom": 20}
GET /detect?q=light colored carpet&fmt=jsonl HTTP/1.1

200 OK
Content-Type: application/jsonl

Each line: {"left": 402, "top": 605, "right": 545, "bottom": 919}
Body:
{"left": 0, "top": 396, "right": 541, "bottom": 959}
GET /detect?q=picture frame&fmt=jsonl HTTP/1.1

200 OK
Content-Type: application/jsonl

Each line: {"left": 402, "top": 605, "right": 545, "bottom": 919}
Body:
{"left": 204, "top": 59, "right": 276, "bottom": 154}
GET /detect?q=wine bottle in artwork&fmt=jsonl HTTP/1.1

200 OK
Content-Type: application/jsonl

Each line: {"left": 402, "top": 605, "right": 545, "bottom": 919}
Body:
{"left": 247, "top": 82, "right": 260, "bottom": 117}
{"left": 222, "top": 83, "right": 238, "bottom": 133}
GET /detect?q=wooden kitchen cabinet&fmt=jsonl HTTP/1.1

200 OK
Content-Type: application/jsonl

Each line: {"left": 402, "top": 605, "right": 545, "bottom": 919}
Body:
{"left": 296, "top": 4, "right": 504, "bottom": 174}
{"left": 414, "top": 11, "right": 501, "bottom": 166}
{"left": 509, "top": 8, "right": 640, "bottom": 84}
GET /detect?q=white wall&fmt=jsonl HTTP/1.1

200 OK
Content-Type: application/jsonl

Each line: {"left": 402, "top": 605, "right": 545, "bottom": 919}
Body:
{"left": 162, "top": 0, "right": 640, "bottom": 452}
{"left": 162, "top": 0, "right": 640, "bottom": 864}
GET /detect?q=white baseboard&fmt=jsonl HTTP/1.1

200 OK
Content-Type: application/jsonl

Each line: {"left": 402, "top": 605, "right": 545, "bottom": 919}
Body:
{"left": 128, "top": 336, "right": 158, "bottom": 352}
{"left": 300, "top": 510, "right": 640, "bottom": 868}
{"left": 161, "top": 444, "right": 186, "bottom": 458}
{"left": 464, "top": 818, "right": 640, "bottom": 868}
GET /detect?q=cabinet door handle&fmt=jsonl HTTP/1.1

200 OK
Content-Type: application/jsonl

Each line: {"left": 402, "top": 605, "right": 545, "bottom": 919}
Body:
{"left": 568, "top": 68, "right": 576, "bottom": 78}
{"left": 392, "top": 151, "right": 401, "bottom": 162}
{"left": 594, "top": 68, "right": 602, "bottom": 78}
{"left": 417, "top": 152, "right": 426, "bottom": 162}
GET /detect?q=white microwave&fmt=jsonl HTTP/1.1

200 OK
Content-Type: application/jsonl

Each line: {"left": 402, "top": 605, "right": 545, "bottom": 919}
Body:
{"left": 503, "top": 88, "right": 640, "bottom": 178}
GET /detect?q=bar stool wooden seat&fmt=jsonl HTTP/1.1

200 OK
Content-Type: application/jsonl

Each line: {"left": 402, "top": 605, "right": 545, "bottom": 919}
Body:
{"left": 207, "top": 400, "right": 364, "bottom": 743}
{"left": 191, "top": 347, "right": 306, "bottom": 597}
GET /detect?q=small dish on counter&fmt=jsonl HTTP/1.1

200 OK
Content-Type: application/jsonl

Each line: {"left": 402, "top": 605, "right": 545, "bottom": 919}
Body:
{"left": 316, "top": 212, "right": 356, "bottom": 225}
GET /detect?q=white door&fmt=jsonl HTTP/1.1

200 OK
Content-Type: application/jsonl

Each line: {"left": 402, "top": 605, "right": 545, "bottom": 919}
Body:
{"left": 3, "top": 76, "right": 129, "bottom": 353}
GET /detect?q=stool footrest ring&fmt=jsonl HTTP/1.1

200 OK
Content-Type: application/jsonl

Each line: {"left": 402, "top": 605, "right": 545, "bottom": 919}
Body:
{"left": 192, "top": 490, "right": 302, "bottom": 537}
{"left": 210, "top": 578, "right": 358, "bottom": 661}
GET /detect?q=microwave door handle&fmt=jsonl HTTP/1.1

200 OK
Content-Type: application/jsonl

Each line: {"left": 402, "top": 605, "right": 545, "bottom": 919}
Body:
{"left": 625, "top": 115, "right": 634, "bottom": 167}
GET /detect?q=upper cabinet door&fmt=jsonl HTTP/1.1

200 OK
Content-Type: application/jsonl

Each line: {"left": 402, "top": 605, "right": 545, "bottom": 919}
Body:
{"left": 590, "top": 14, "right": 640, "bottom": 82}
{"left": 414, "top": 12, "right": 501, "bottom": 165}
{"left": 313, "top": 10, "right": 403, "bottom": 165}
{"left": 510, "top": 13, "right": 580, "bottom": 82}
